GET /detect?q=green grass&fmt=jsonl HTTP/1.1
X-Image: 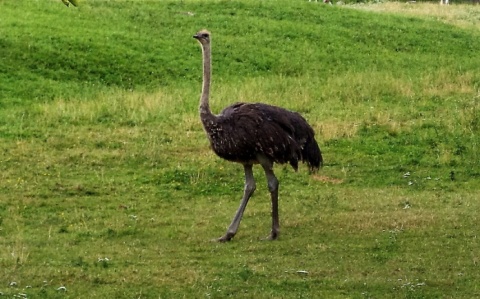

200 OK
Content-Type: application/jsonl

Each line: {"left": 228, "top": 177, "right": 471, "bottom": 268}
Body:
{"left": 1, "top": 0, "right": 479, "bottom": 298}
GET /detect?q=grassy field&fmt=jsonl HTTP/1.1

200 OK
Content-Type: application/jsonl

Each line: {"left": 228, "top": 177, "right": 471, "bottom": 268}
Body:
{"left": 1, "top": 0, "right": 479, "bottom": 298}
{"left": 351, "top": 2, "right": 480, "bottom": 30}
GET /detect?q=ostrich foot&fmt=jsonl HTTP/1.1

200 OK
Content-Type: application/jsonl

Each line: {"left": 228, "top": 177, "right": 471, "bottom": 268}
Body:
{"left": 216, "top": 232, "right": 235, "bottom": 242}
{"left": 262, "top": 231, "right": 279, "bottom": 241}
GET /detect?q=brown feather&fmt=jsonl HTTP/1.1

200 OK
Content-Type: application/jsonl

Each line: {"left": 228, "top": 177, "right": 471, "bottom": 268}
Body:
{"left": 202, "top": 102, "right": 322, "bottom": 172}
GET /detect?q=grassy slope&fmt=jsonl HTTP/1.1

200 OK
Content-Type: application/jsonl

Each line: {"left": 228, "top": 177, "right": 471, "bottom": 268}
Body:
{"left": 1, "top": 0, "right": 479, "bottom": 298}
{"left": 352, "top": 2, "right": 480, "bottom": 31}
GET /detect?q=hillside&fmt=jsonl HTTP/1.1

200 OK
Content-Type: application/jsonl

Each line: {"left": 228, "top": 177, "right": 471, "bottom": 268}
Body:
{"left": 0, "top": 1, "right": 479, "bottom": 298}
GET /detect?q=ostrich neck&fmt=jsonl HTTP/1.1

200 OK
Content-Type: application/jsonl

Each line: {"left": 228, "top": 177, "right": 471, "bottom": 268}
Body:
{"left": 200, "top": 43, "right": 214, "bottom": 120}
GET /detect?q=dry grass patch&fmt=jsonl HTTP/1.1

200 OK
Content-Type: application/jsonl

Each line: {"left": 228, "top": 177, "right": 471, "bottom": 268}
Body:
{"left": 316, "top": 121, "right": 360, "bottom": 140}
{"left": 312, "top": 174, "right": 344, "bottom": 184}
{"left": 37, "top": 89, "right": 185, "bottom": 125}
{"left": 350, "top": 2, "right": 480, "bottom": 30}
{"left": 332, "top": 210, "right": 439, "bottom": 233}
{"left": 421, "top": 70, "right": 477, "bottom": 97}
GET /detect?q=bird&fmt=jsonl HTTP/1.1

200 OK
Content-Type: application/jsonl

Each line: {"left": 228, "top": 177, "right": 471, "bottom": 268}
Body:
{"left": 193, "top": 29, "right": 323, "bottom": 242}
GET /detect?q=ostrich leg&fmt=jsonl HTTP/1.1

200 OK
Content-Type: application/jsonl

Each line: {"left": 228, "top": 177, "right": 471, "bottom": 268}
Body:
{"left": 259, "top": 156, "right": 280, "bottom": 240}
{"left": 218, "top": 164, "right": 256, "bottom": 242}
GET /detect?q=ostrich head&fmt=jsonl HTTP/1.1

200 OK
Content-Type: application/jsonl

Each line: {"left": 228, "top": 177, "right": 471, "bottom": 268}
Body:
{"left": 193, "top": 29, "right": 211, "bottom": 45}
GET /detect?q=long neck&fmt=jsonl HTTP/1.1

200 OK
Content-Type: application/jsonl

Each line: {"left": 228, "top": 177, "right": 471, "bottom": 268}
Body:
{"left": 200, "top": 42, "right": 213, "bottom": 118}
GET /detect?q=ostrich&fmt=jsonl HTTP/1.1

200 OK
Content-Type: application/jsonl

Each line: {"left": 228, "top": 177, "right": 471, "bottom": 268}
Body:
{"left": 193, "top": 30, "right": 323, "bottom": 242}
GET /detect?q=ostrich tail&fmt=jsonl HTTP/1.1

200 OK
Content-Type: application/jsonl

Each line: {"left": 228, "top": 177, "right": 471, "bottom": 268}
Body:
{"left": 303, "top": 137, "right": 323, "bottom": 173}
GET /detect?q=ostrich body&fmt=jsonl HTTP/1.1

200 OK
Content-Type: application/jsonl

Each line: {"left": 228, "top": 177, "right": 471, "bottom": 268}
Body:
{"left": 193, "top": 30, "right": 323, "bottom": 242}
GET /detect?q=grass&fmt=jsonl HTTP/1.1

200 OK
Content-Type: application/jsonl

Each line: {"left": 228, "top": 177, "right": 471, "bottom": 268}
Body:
{"left": 1, "top": 0, "right": 479, "bottom": 298}
{"left": 350, "top": 2, "right": 480, "bottom": 30}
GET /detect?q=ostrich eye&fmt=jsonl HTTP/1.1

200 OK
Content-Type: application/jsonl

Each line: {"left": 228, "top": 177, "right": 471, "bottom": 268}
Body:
{"left": 202, "top": 33, "right": 209, "bottom": 38}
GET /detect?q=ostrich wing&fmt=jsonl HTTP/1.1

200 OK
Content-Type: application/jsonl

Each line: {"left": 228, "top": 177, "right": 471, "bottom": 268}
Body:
{"left": 205, "top": 102, "right": 318, "bottom": 170}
